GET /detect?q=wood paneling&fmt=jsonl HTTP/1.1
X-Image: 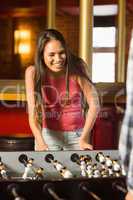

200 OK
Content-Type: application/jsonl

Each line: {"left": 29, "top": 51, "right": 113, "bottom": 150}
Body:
{"left": 0, "top": 0, "right": 132, "bottom": 18}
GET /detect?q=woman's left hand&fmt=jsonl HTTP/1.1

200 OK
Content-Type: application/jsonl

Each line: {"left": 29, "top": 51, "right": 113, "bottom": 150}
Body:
{"left": 79, "top": 137, "right": 93, "bottom": 150}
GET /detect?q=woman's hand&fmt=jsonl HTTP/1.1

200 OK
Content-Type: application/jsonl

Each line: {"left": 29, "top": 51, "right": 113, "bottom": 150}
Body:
{"left": 35, "top": 141, "right": 48, "bottom": 151}
{"left": 79, "top": 137, "right": 93, "bottom": 150}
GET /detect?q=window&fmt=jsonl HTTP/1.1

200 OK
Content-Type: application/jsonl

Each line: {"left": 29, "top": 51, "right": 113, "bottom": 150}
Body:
{"left": 92, "top": 26, "right": 116, "bottom": 83}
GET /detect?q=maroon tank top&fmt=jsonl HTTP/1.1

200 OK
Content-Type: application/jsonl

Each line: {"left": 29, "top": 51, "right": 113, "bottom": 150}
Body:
{"left": 41, "top": 73, "right": 85, "bottom": 131}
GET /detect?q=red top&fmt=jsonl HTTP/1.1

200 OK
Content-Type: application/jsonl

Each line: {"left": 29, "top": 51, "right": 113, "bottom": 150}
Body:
{"left": 41, "top": 73, "right": 85, "bottom": 131}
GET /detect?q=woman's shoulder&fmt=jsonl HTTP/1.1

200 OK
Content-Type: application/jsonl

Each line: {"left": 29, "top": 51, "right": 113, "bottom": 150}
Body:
{"left": 71, "top": 74, "right": 84, "bottom": 83}
{"left": 25, "top": 65, "right": 35, "bottom": 74}
{"left": 25, "top": 65, "right": 36, "bottom": 83}
{"left": 73, "top": 75, "right": 93, "bottom": 90}
{"left": 70, "top": 74, "right": 85, "bottom": 84}
{"left": 25, "top": 65, "right": 36, "bottom": 78}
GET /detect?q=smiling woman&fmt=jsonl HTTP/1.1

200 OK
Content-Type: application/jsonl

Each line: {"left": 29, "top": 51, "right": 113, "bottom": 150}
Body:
{"left": 25, "top": 29, "right": 100, "bottom": 151}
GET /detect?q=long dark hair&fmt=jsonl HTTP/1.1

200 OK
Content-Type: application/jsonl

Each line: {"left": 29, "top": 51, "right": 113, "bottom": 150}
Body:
{"left": 34, "top": 29, "right": 92, "bottom": 99}
{"left": 34, "top": 29, "right": 93, "bottom": 123}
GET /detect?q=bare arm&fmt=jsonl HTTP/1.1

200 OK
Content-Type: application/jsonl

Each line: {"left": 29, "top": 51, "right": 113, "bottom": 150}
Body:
{"left": 25, "top": 66, "right": 48, "bottom": 151}
{"left": 77, "top": 76, "right": 100, "bottom": 150}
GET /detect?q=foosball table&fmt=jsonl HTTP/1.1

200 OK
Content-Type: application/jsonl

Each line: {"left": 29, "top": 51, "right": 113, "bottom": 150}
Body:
{"left": 0, "top": 150, "right": 126, "bottom": 200}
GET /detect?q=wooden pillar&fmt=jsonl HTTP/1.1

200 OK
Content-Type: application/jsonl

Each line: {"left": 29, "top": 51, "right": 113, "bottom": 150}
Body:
{"left": 79, "top": 0, "right": 93, "bottom": 77}
{"left": 47, "top": 0, "right": 56, "bottom": 28}
{"left": 116, "top": 0, "right": 126, "bottom": 82}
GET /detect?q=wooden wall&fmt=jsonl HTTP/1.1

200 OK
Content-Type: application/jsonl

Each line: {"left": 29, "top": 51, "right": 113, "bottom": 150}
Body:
{"left": 0, "top": 14, "right": 79, "bottom": 79}
{"left": 0, "top": 9, "right": 133, "bottom": 80}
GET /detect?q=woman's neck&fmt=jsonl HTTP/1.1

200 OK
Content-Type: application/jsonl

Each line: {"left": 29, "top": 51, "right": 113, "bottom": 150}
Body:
{"left": 45, "top": 68, "right": 66, "bottom": 78}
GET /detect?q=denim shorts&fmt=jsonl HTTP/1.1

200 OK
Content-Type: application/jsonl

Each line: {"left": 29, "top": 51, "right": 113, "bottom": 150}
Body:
{"left": 38, "top": 128, "right": 83, "bottom": 151}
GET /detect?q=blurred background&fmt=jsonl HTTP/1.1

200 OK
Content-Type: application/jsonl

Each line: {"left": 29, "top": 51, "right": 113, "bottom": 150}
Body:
{"left": 0, "top": 0, "right": 131, "bottom": 150}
